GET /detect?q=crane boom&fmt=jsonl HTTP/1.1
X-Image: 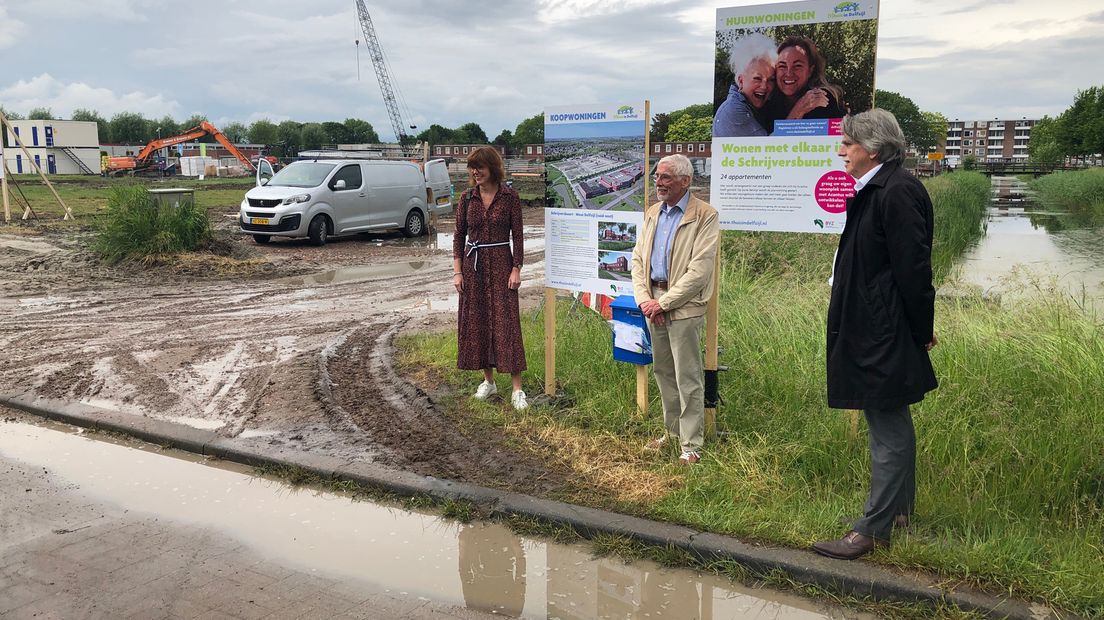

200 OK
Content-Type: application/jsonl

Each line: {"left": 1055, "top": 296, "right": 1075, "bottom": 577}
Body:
{"left": 354, "top": 1, "right": 414, "bottom": 153}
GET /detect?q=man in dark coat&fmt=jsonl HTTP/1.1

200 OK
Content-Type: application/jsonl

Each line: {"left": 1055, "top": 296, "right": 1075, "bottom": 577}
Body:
{"left": 812, "top": 108, "right": 939, "bottom": 561}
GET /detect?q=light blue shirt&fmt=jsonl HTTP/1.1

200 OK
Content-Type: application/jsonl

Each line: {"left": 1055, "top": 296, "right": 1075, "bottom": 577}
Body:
{"left": 650, "top": 190, "right": 689, "bottom": 281}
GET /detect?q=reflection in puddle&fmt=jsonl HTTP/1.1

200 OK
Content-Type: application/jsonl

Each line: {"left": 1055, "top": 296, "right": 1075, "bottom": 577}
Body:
{"left": 278, "top": 261, "right": 430, "bottom": 286}
{"left": 0, "top": 422, "right": 860, "bottom": 620}
{"left": 954, "top": 177, "right": 1104, "bottom": 305}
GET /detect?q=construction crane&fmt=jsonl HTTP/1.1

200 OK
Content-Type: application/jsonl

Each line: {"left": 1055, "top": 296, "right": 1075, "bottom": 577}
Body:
{"left": 354, "top": 1, "right": 418, "bottom": 156}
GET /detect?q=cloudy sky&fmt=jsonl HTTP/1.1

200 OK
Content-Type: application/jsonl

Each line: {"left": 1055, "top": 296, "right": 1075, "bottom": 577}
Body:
{"left": 1, "top": 0, "right": 1101, "bottom": 140}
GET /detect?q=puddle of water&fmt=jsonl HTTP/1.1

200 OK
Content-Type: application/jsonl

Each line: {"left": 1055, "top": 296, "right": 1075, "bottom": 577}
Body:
{"left": 276, "top": 261, "right": 431, "bottom": 287}
{"left": 160, "top": 415, "right": 225, "bottom": 430}
{"left": 0, "top": 236, "right": 59, "bottom": 253}
{"left": 954, "top": 177, "right": 1104, "bottom": 305}
{"left": 0, "top": 421, "right": 861, "bottom": 620}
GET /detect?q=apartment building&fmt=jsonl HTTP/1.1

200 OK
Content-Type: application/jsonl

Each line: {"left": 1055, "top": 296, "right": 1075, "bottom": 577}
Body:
{"left": 945, "top": 118, "right": 1036, "bottom": 161}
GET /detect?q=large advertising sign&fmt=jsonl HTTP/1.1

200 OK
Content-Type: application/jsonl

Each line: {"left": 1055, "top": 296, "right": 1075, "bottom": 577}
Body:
{"left": 544, "top": 103, "right": 647, "bottom": 296}
{"left": 711, "top": 0, "right": 879, "bottom": 233}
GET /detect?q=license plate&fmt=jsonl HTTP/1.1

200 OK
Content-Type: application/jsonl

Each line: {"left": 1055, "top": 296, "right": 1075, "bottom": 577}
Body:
{"left": 436, "top": 197, "right": 450, "bottom": 205}
{"left": 252, "top": 217, "right": 270, "bottom": 225}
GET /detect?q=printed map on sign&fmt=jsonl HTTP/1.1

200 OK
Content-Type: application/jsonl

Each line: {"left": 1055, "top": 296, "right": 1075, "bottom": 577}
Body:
{"left": 544, "top": 103, "right": 646, "bottom": 297}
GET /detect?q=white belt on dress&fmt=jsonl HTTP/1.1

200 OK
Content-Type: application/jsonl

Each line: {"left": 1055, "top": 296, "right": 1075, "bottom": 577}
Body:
{"left": 465, "top": 239, "right": 510, "bottom": 272}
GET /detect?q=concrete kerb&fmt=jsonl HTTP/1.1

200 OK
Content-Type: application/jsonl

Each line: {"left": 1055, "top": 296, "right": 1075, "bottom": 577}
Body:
{"left": 0, "top": 393, "right": 1066, "bottom": 620}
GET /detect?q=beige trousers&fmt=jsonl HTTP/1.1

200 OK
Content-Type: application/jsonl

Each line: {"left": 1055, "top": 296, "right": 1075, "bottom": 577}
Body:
{"left": 647, "top": 308, "right": 704, "bottom": 453}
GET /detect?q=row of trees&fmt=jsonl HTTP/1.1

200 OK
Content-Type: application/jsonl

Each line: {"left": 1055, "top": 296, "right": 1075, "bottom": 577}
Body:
{"left": 647, "top": 92, "right": 950, "bottom": 153}
{"left": 1029, "top": 86, "right": 1104, "bottom": 164}
{"left": 415, "top": 113, "right": 544, "bottom": 150}
{"left": 0, "top": 106, "right": 384, "bottom": 156}
{"left": 0, "top": 106, "right": 547, "bottom": 156}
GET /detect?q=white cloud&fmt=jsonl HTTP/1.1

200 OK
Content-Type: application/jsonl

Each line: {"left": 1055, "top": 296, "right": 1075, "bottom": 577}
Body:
{"left": 536, "top": 0, "right": 672, "bottom": 24}
{"left": 17, "top": 0, "right": 151, "bottom": 22}
{"left": 0, "top": 7, "right": 28, "bottom": 49}
{"left": 0, "top": 74, "right": 180, "bottom": 119}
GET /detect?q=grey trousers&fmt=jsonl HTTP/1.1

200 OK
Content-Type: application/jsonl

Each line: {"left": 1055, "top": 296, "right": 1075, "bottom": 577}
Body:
{"left": 853, "top": 404, "right": 916, "bottom": 541}
{"left": 647, "top": 312, "right": 705, "bottom": 453}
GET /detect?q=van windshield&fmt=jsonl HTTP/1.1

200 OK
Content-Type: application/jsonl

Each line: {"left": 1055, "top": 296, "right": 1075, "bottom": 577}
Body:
{"left": 267, "top": 162, "right": 337, "bottom": 188}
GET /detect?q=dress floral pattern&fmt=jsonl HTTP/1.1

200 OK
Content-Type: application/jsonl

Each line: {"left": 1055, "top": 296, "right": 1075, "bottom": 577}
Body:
{"left": 453, "top": 185, "right": 526, "bottom": 373}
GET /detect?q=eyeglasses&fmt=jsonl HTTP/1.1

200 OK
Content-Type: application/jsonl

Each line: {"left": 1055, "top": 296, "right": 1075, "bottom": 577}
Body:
{"left": 652, "top": 173, "right": 684, "bottom": 182}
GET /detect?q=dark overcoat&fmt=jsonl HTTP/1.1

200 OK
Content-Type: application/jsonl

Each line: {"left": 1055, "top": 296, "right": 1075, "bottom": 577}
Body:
{"left": 827, "top": 161, "right": 938, "bottom": 409}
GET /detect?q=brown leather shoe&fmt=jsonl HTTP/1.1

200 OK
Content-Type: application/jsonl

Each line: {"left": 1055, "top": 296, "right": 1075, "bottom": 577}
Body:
{"left": 811, "top": 531, "right": 885, "bottom": 560}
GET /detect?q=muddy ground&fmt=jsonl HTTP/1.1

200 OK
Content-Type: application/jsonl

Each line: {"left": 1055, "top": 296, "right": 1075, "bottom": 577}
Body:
{"left": 0, "top": 207, "right": 574, "bottom": 495}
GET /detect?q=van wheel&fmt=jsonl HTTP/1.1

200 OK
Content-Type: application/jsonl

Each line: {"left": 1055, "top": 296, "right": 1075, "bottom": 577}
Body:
{"left": 402, "top": 210, "right": 425, "bottom": 237}
{"left": 308, "top": 215, "right": 328, "bottom": 246}
{"left": 252, "top": 234, "right": 271, "bottom": 244}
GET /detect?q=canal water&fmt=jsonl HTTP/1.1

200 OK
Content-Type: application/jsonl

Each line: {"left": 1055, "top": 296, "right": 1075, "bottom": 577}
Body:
{"left": 0, "top": 420, "right": 869, "bottom": 619}
{"left": 953, "top": 175, "right": 1104, "bottom": 306}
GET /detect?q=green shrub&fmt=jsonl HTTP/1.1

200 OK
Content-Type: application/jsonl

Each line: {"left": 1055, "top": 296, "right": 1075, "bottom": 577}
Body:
{"left": 94, "top": 185, "right": 211, "bottom": 262}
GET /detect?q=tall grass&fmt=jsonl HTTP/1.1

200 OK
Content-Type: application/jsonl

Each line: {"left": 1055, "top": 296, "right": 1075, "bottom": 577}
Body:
{"left": 402, "top": 173, "right": 1104, "bottom": 615}
{"left": 94, "top": 185, "right": 212, "bottom": 262}
{"left": 926, "top": 171, "right": 990, "bottom": 281}
{"left": 1030, "top": 168, "right": 1104, "bottom": 219}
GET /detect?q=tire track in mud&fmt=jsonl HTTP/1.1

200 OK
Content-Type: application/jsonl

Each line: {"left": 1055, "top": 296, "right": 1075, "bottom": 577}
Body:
{"left": 2, "top": 225, "right": 557, "bottom": 479}
{"left": 324, "top": 323, "right": 574, "bottom": 495}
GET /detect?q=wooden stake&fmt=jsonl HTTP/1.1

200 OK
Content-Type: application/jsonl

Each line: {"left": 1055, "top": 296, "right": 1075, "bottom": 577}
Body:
{"left": 849, "top": 410, "right": 860, "bottom": 441}
{"left": 704, "top": 250, "right": 720, "bottom": 437}
{"left": 637, "top": 99, "right": 652, "bottom": 415}
{"left": 544, "top": 287, "right": 557, "bottom": 396}
{"left": 1, "top": 114, "right": 11, "bottom": 222}
{"left": 0, "top": 111, "right": 73, "bottom": 220}
{"left": 1, "top": 160, "right": 9, "bottom": 223}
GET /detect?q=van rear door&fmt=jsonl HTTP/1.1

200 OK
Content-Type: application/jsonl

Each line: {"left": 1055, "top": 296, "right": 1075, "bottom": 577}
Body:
{"left": 423, "top": 159, "right": 453, "bottom": 216}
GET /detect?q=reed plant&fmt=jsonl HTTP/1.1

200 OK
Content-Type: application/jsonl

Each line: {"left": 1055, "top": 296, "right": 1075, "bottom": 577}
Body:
{"left": 926, "top": 172, "right": 990, "bottom": 281}
{"left": 1030, "top": 168, "right": 1104, "bottom": 219}
{"left": 401, "top": 172, "right": 1104, "bottom": 614}
{"left": 93, "top": 184, "right": 211, "bottom": 262}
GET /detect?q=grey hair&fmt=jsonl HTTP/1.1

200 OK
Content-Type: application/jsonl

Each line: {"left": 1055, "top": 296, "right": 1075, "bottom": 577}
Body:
{"left": 728, "top": 33, "right": 778, "bottom": 78}
{"left": 840, "top": 108, "right": 907, "bottom": 164}
{"left": 658, "top": 154, "right": 693, "bottom": 179}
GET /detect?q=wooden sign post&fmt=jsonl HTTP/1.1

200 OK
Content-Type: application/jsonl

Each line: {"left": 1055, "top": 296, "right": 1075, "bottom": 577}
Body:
{"left": 704, "top": 251, "right": 720, "bottom": 436}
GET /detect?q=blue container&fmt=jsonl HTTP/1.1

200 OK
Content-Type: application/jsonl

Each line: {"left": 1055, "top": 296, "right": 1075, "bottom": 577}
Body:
{"left": 610, "top": 295, "right": 652, "bottom": 365}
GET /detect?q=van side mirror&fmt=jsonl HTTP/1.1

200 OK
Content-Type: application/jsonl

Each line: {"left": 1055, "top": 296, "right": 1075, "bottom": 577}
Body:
{"left": 334, "top": 179, "right": 346, "bottom": 190}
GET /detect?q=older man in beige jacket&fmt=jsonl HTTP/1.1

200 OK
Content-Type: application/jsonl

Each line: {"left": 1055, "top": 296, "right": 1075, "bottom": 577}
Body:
{"left": 631, "top": 154, "right": 720, "bottom": 464}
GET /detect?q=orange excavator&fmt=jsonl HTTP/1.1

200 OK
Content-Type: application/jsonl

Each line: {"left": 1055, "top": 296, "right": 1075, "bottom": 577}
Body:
{"left": 105, "top": 120, "right": 256, "bottom": 175}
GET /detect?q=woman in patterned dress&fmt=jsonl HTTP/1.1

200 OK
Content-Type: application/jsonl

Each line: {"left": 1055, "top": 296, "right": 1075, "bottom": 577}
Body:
{"left": 452, "top": 146, "right": 528, "bottom": 410}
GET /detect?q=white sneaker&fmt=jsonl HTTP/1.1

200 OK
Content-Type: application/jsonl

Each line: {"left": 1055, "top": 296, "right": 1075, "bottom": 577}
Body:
{"left": 511, "top": 390, "right": 529, "bottom": 410}
{"left": 473, "top": 380, "right": 497, "bottom": 400}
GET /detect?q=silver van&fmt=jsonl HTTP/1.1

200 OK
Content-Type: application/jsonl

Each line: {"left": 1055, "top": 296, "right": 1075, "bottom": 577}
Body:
{"left": 240, "top": 158, "right": 452, "bottom": 245}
